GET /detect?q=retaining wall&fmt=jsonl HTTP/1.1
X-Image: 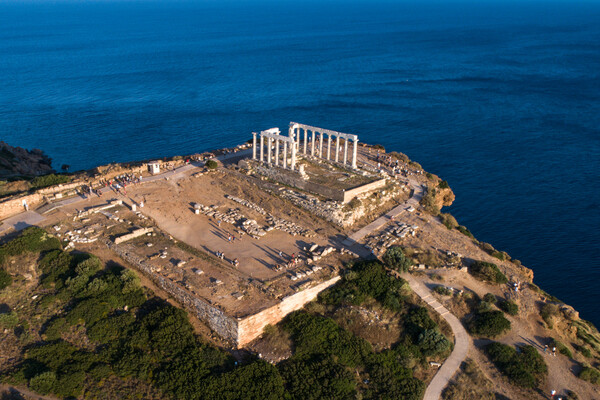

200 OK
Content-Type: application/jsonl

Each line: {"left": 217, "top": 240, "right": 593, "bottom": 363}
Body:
{"left": 237, "top": 276, "right": 340, "bottom": 346}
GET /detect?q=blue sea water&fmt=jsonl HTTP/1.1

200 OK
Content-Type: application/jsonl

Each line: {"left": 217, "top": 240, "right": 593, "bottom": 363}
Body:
{"left": 1, "top": 0, "right": 599, "bottom": 325}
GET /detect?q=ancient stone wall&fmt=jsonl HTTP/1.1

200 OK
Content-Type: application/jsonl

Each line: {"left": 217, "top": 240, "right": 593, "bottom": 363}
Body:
{"left": 342, "top": 179, "right": 387, "bottom": 203}
{"left": 105, "top": 240, "right": 239, "bottom": 343}
{"left": 237, "top": 276, "right": 340, "bottom": 346}
{"left": 114, "top": 227, "right": 153, "bottom": 244}
{"left": 0, "top": 193, "right": 43, "bottom": 220}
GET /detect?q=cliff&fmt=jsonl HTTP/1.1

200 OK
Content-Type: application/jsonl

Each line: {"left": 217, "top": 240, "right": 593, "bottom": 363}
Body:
{"left": 0, "top": 141, "right": 54, "bottom": 179}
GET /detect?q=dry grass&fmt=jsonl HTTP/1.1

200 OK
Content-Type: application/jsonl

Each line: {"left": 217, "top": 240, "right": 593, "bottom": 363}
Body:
{"left": 442, "top": 359, "right": 495, "bottom": 400}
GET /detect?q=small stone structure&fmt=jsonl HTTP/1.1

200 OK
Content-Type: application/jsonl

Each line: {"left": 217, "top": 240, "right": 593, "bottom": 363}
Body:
{"left": 148, "top": 161, "right": 160, "bottom": 175}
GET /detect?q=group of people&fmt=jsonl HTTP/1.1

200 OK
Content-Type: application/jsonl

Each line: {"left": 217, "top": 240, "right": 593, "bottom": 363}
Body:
{"left": 275, "top": 252, "right": 301, "bottom": 271}
{"left": 214, "top": 250, "right": 239, "bottom": 268}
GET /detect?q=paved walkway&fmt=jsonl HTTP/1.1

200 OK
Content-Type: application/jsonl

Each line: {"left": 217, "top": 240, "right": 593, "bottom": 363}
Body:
{"left": 0, "top": 211, "right": 46, "bottom": 234}
{"left": 403, "top": 273, "right": 469, "bottom": 400}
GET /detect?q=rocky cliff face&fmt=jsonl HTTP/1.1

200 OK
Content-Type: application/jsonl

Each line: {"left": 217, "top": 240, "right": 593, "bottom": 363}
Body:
{"left": 0, "top": 142, "right": 54, "bottom": 178}
{"left": 434, "top": 187, "right": 455, "bottom": 209}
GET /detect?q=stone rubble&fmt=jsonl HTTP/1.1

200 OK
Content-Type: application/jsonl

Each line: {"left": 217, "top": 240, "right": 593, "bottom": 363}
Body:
{"left": 193, "top": 199, "right": 314, "bottom": 238}
{"left": 364, "top": 222, "right": 419, "bottom": 255}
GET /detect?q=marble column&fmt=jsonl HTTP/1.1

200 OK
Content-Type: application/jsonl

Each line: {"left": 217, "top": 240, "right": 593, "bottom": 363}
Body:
{"left": 303, "top": 129, "right": 308, "bottom": 154}
{"left": 283, "top": 141, "right": 288, "bottom": 169}
{"left": 335, "top": 136, "right": 340, "bottom": 162}
{"left": 274, "top": 139, "right": 280, "bottom": 166}
{"left": 259, "top": 135, "right": 264, "bottom": 162}
{"left": 319, "top": 132, "right": 324, "bottom": 158}
{"left": 327, "top": 135, "right": 332, "bottom": 160}
{"left": 252, "top": 132, "right": 257, "bottom": 160}
{"left": 291, "top": 140, "right": 297, "bottom": 170}
{"left": 343, "top": 138, "right": 348, "bottom": 165}
{"left": 311, "top": 130, "right": 316, "bottom": 156}
{"left": 267, "top": 137, "right": 272, "bottom": 164}
{"left": 352, "top": 139, "right": 358, "bottom": 169}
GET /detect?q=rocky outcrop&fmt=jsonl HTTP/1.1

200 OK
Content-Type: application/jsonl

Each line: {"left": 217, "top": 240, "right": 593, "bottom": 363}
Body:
{"left": 0, "top": 142, "right": 54, "bottom": 178}
{"left": 435, "top": 187, "right": 455, "bottom": 209}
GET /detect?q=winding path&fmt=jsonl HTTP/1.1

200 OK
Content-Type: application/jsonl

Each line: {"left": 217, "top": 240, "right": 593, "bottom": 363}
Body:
{"left": 341, "top": 175, "right": 470, "bottom": 400}
{"left": 403, "top": 274, "right": 470, "bottom": 400}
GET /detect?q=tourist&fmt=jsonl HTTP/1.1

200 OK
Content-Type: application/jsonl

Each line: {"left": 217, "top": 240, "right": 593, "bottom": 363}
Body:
{"left": 279, "top": 250, "right": 283, "bottom": 258}
{"left": 544, "top": 344, "right": 548, "bottom": 353}
{"left": 550, "top": 389, "right": 556, "bottom": 399}
{"left": 552, "top": 347, "right": 556, "bottom": 356}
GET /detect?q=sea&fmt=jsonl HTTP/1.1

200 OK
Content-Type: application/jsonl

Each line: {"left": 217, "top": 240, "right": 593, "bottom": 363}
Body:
{"left": 1, "top": 0, "right": 599, "bottom": 326}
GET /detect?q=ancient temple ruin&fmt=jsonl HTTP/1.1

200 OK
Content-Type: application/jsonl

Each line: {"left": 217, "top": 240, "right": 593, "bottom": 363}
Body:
{"left": 252, "top": 122, "right": 359, "bottom": 170}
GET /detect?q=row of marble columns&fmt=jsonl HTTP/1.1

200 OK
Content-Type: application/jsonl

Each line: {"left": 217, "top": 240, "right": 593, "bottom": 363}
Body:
{"left": 290, "top": 127, "right": 358, "bottom": 169}
{"left": 252, "top": 132, "right": 297, "bottom": 170}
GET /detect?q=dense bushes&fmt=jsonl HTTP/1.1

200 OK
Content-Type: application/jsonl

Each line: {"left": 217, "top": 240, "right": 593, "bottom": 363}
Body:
{"left": 30, "top": 174, "right": 70, "bottom": 190}
{"left": 469, "top": 261, "right": 507, "bottom": 284}
{"left": 579, "top": 365, "right": 600, "bottom": 385}
{"left": 468, "top": 310, "right": 511, "bottom": 338}
{"left": 382, "top": 246, "right": 412, "bottom": 272}
{"left": 0, "top": 227, "right": 61, "bottom": 264}
{"left": 485, "top": 342, "right": 547, "bottom": 388}
{"left": 283, "top": 312, "right": 372, "bottom": 367}
{"left": 498, "top": 299, "right": 519, "bottom": 316}
{"left": 319, "top": 261, "right": 409, "bottom": 312}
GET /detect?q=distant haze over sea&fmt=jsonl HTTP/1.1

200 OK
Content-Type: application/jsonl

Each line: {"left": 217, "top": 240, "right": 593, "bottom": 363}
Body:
{"left": 1, "top": 1, "right": 599, "bottom": 325}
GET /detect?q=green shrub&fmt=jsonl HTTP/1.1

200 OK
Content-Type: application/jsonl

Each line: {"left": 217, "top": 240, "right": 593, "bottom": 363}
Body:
{"left": 433, "top": 286, "right": 452, "bottom": 296}
{"left": 540, "top": 303, "right": 559, "bottom": 329}
{"left": 469, "top": 311, "right": 511, "bottom": 338}
{"left": 382, "top": 246, "right": 412, "bottom": 272}
{"left": 29, "top": 371, "right": 57, "bottom": 395}
{"left": 456, "top": 225, "right": 474, "bottom": 239}
{"left": 469, "top": 261, "right": 507, "bottom": 284}
{"left": 30, "top": 174, "right": 70, "bottom": 190}
{"left": 550, "top": 339, "right": 573, "bottom": 358}
{"left": 279, "top": 356, "right": 356, "bottom": 400}
{"left": 205, "top": 159, "right": 218, "bottom": 169}
{"left": 439, "top": 213, "right": 458, "bottom": 230}
{"left": 283, "top": 312, "right": 372, "bottom": 367}
{"left": 372, "top": 144, "right": 385, "bottom": 151}
{"left": 343, "top": 197, "right": 361, "bottom": 211}
{"left": 498, "top": 300, "right": 519, "bottom": 316}
{"left": 0, "top": 227, "right": 61, "bottom": 264}
{"left": 579, "top": 346, "right": 592, "bottom": 358}
{"left": 418, "top": 329, "right": 452, "bottom": 356}
{"left": 0, "top": 268, "right": 12, "bottom": 290}
{"left": 483, "top": 293, "right": 496, "bottom": 303}
{"left": 485, "top": 342, "right": 547, "bottom": 388}
{"left": 0, "top": 311, "right": 19, "bottom": 328}
{"left": 420, "top": 187, "right": 439, "bottom": 215}
{"left": 578, "top": 365, "right": 600, "bottom": 385}
{"left": 438, "top": 180, "right": 450, "bottom": 189}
